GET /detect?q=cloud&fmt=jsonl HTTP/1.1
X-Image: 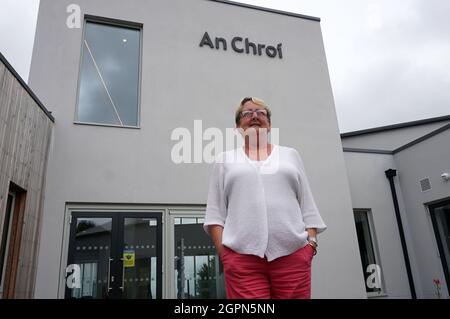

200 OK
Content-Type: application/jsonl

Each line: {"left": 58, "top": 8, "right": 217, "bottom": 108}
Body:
{"left": 238, "top": 0, "right": 450, "bottom": 132}
{"left": 1, "top": 0, "right": 448, "bottom": 132}
{"left": 0, "top": 0, "right": 40, "bottom": 82}
{"left": 333, "top": 0, "right": 450, "bottom": 131}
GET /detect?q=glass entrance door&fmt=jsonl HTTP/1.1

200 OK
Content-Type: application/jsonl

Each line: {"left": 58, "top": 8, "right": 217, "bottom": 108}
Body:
{"left": 65, "top": 212, "right": 162, "bottom": 299}
{"left": 173, "top": 217, "right": 226, "bottom": 299}
{"left": 120, "top": 216, "right": 161, "bottom": 299}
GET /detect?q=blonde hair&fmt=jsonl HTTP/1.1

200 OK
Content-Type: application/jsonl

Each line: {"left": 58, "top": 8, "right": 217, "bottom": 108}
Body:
{"left": 235, "top": 97, "right": 271, "bottom": 126}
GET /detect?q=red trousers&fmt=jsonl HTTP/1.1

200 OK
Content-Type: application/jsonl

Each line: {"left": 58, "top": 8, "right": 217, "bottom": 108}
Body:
{"left": 221, "top": 244, "right": 314, "bottom": 299}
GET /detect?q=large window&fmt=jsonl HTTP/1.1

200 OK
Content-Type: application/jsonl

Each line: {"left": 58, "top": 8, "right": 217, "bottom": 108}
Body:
{"left": 354, "top": 209, "right": 384, "bottom": 296}
{"left": 76, "top": 20, "right": 141, "bottom": 127}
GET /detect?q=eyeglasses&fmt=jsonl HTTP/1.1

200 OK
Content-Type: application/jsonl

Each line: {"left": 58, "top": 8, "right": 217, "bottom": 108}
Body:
{"left": 240, "top": 109, "right": 268, "bottom": 119}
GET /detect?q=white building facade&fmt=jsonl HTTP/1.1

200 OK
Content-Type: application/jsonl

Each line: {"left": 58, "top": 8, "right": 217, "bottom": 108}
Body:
{"left": 28, "top": 0, "right": 365, "bottom": 299}
{"left": 24, "top": 0, "right": 450, "bottom": 300}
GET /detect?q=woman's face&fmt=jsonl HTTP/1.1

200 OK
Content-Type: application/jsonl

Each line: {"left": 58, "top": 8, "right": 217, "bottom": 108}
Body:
{"left": 237, "top": 101, "right": 271, "bottom": 132}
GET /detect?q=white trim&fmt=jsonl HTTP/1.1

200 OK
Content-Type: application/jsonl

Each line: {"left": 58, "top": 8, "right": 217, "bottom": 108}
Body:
{"left": 166, "top": 209, "right": 206, "bottom": 299}
{"left": 74, "top": 17, "right": 142, "bottom": 128}
{"left": 73, "top": 121, "right": 140, "bottom": 129}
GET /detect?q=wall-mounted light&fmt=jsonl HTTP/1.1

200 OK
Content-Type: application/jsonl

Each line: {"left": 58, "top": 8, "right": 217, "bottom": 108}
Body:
{"left": 441, "top": 172, "right": 450, "bottom": 182}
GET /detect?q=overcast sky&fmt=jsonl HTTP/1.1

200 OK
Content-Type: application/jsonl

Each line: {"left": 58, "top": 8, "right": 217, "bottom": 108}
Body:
{"left": 1, "top": 0, "right": 449, "bottom": 132}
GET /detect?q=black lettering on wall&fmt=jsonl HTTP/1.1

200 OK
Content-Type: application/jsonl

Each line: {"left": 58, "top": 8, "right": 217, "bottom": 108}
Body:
{"left": 200, "top": 32, "right": 283, "bottom": 59}
{"left": 245, "top": 38, "right": 257, "bottom": 55}
{"left": 277, "top": 43, "right": 283, "bottom": 59}
{"left": 199, "top": 31, "right": 214, "bottom": 48}
{"left": 215, "top": 37, "right": 227, "bottom": 50}
{"left": 257, "top": 43, "right": 266, "bottom": 56}
{"left": 266, "top": 46, "right": 277, "bottom": 58}
{"left": 231, "top": 37, "right": 244, "bottom": 53}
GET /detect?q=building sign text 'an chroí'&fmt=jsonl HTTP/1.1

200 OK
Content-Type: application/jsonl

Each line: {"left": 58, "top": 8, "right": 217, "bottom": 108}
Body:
{"left": 199, "top": 31, "right": 283, "bottom": 59}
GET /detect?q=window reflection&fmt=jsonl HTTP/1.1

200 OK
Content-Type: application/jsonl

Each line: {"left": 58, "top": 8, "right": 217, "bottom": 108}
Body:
{"left": 122, "top": 218, "right": 157, "bottom": 299}
{"left": 77, "top": 21, "right": 140, "bottom": 126}
{"left": 69, "top": 218, "right": 112, "bottom": 299}
{"left": 174, "top": 217, "right": 225, "bottom": 299}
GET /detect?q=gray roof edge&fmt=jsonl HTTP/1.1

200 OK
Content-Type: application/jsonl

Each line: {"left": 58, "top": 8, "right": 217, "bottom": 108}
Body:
{"left": 393, "top": 123, "right": 450, "bottom": 154}
{"left": 343, "top": 147, "right": 393, "bottom": 155}
{"left": 0, "top": 51, "right": 55, "bottom": 122}
{"left": 341, "top": 115, "right": 450, "bottom": 138}
{"left": 207, "top": 0, "right": 321, "bottom": 22}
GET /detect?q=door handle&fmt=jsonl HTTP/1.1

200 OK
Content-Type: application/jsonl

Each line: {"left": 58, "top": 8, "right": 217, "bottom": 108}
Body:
{"left": 107, "top": 257, "right": 114, "bottom": 292}
{"left": 119, "top": 257, "right": 125, "bottom": 291}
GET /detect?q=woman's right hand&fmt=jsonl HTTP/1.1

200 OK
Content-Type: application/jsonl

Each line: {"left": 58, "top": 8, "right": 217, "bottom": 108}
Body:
{"left": 217, "top": 245, "right": 225, "bottom": 257}
{"left": 208, "top": 225, "right": 224, "bottom": 257}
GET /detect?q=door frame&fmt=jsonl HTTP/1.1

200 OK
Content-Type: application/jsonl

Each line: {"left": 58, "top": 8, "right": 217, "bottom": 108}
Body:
{"left": 428, "top": 199, "right": 450, "bottom": 296}
{"left": 59, "top": 204, "right": 165, "bottom": 299}
{"left": 0, "top": 192, "right": 16, "bottom": 298}
{"left": 65, "top": 211, "right": 119, "bottom": 299}
{"left": 117, "top": 211, "right": 162, "bottom": 299}
{"left": 165, "top": 209, "right": 208, "bottom": 299}
{"left": 59, "top": 204, "right": 206, "bottom": 299}
{"left": 1, "top": 183, "right": 27, "bottom": 299}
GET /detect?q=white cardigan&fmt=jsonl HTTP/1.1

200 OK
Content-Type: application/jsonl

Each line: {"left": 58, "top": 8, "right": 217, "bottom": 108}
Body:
{"left": 203, "top": 145, "right": 327, "bottom": 261}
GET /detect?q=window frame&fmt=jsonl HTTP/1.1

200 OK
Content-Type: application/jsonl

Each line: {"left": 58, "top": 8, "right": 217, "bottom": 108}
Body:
{"left": 353, "top": 208, "right": 386, "bottom": 298}
{"left": 166, "top": 209, "right": 226, "bottom": 299}
{"left": 0, "top": 192, "right": 15, "bottom": 298}
{"left": 59, "top": 204, "right": 208, "bottom": 299}
{"left": 74, "top": 15, "right": 143, "bottom": 129}
{"left": 427, "top": 199, "right": 450, "bottom": 297}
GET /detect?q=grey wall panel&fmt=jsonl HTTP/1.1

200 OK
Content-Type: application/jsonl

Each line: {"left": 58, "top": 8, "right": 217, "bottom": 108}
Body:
{"left": 343, "top": 152, "right": 418, "bottom": 298}
{"left": 394, "top": 129, "right": 450, "bottom": 298}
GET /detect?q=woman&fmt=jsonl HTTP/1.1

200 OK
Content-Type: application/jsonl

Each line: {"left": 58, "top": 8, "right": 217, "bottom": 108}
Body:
{"left": 204, "top": 97, "right": 327, "bottom": 299}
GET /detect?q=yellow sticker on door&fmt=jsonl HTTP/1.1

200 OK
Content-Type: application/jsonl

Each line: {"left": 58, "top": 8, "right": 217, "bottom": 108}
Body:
{"left": 123, "top": 250, "right": 135, "bottom": 268}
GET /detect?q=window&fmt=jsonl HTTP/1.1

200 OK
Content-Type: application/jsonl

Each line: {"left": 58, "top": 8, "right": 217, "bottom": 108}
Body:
{"left": 76, "top": 20, "right": 141, "bottom": 127}
{"left": 0, "top": 184, "right": 27, "bottom": 299}
{"left": 65, "top": 213, "right": 162, "bottom": 299}
{"left": 173, "top": 216, "right": 226, "bottom": 299}
{"left": 0, "top": 193, "right": 15, "bottom": 298}
{"left": 429, "top": 200, "right": 450, "bottom": 296}
{"left": 354, "top": 209, "right": 384, "bottom": 296}
{"left": 70, "top": 262, "right": 98, "bottom": 299}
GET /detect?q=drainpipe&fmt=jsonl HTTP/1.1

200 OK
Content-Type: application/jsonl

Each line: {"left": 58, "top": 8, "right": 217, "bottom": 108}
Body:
{"left": 385, "top": 169, "right": 417, "bottom": 299}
